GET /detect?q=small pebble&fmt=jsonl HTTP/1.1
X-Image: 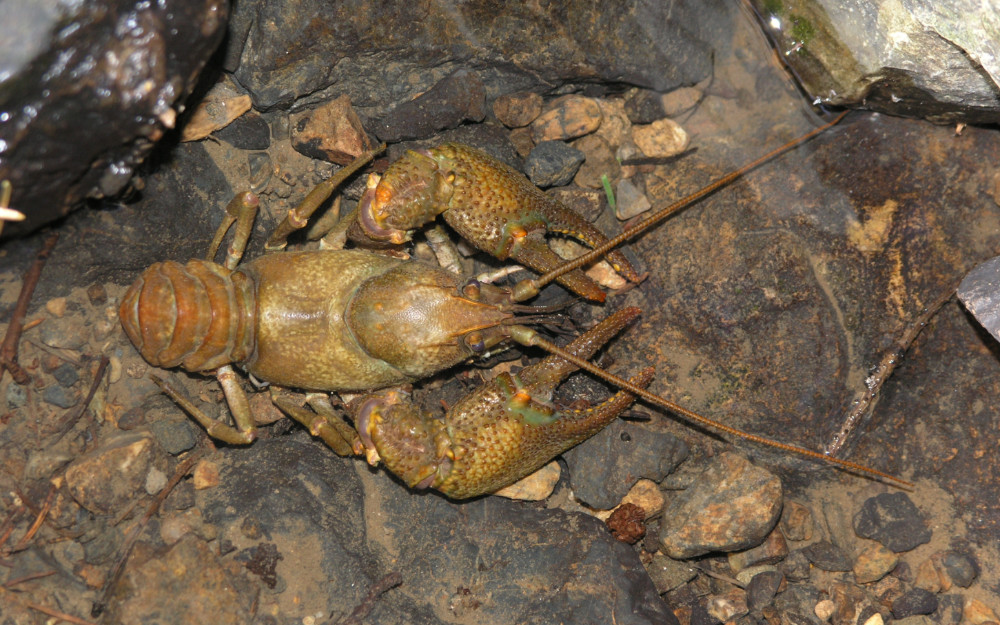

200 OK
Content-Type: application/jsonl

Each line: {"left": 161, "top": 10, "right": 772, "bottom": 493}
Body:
{"left": 780, "top": 548, "right": 812, "bottom": 582}
{"left": 86, "top": 283, "right": 108, "bottom": 305}
{"left": 728, "top": 527, "right": 788, "bottom": 572}
{"left": 645, "top": 553, "right": 696, "bottom": 594}
{"left": 658, "top": 452, "right": 783, "bottom": 559}
{"left": 216, "top": 111, "right": 271, "bottom": 150}
{"left": 492, "top": 91, "right": 543, "bottom": 128}
{"left": 862, "top": 612, "right": 885, "bottom": 625}
{"left": 151, "top": 419, "right": 199, "bottom": 455}
{"left": 964, "top": 598, "right": 1000, "bottom": 624}
{"left": 815, "top": 598, "right": 836, "bottom": 621}
{"left": 530, "top": 95, "right": 602, "bottom": 142}
{"left": 193, "top": 459, "right": 221, "bottom": 490}
{"left": 853, "top": 492, "right": 931, "bottom": 552}
{"left": 546, "top": 187, "right": 606, "bottom": 222}
{"left": 593, "top": 97, "right": 630, "bottom": 148}
{"left": 508, "top": 126, "right": 535, "bottom": 157}
{"left": 614, "top": 178, "right": 651, "bottom": 219}
{"left": 46, "top": 296, "right": 67, "bottom": 317}
{"left": 571, "top": 133, "right": 620, "bottom": 189}
{"left": 524, "top": 141, "right": 585, "bottom": 188}
{"left": 43, "top": 384, "right": 80, "bottom": 409}
{"left": 145, "top": 467, "right": 168, "bottom": 495}
{"left": 781, "top": 500, "right": 814, "bottom": 541}
{"left": 745, "top": 569, "right": 783, "bottom": 611}
{"left": 64, "top": 433, "right": 155, "bottom": 515}
{"left": 892, "top": 588, "right": 939, "bottom": 618}
{"left": 938, "top": 550, "right": 978, "bottom": 588}
{"left": 494, "top": 461, "right": 560, "bottom": 500}
{"left": 6, "top": 381, "right": 27, "bottom": 408}
{"left": 52, "top": 362, "right": 80, "bottom": 387}
{"left": 854, "top": 542, "right": 898, "bottom": 583}
{"left": 801, "top": 540, "right": 852, "bottom": 572}
{"left": 632, "top": 118, "right": 689, "bottom": 158}
{"left": 624, "top": 88, "right": 667, "bottom": 124}
{"left": 180, "top": 75, "right": 252, "bottom": 142}
{"left": 290, "top": 94, "right": 372, "bottom": 164}
{"left": 707, "top": 588, "right": 748, "bottom": 622}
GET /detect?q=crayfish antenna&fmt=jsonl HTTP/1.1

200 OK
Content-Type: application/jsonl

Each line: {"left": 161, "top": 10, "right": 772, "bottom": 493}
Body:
{"left": 507, "top": 322, "right": 912, "bottom": 489}
{"left": 514, "top": 111, "right": 850, "bottom": 299}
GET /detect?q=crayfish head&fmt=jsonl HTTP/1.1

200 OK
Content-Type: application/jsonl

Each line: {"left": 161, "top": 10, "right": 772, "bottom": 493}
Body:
{"left": 358, "top": 149, "right": 454, "bottom": 243}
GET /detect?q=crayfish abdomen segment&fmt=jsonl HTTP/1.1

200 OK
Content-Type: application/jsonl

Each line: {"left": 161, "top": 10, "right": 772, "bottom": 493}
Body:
{"left": 119, "top": 260, "right": 255, "bottom": 371}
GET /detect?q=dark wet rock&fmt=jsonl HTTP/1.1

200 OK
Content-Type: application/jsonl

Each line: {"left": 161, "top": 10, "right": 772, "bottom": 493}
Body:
{"left": 706, "top": 588, "right": 748, "bottom": 622}
{"left": 748, "top": 0, "right": 1000, "bottom": 123}
{"left": 388, "top": 122, "right": 523, "bottom": 172}
{"left": 194, "top": 435, "right": 678, "bottom": 625}
{"left": 959, "top": 255, "right": 1000, "bottom": 344}
{"left": 624, "top": 89, "right": 667, "bottom": 124}
{"left": 779, "top": 549, "right": 812, "bottom": 583}
{"left": 226, "top": 0, "right": 727, "bottom": 111}
{"left": 938, "top": 550, "right": 978, "bottom": 588}
{"left": 564, "top": 419, "right": 687, "bottom": 510}
{"left": 290, "top": 95, "right": 373, "bottom": 164}
{"left": 646, "top": 553, "right": 697, "bottom": 594}
{"left": 150, "top": 419, "right": 199, "bottom": 455}
{"left": 6, "top": 381, "right": 27, "bottom": 408}
{"left": 801, "top": 540, "right": 852, "bottom": 572}
{"left": 892, "top": 588, "right": 939, "bottom": 618}
{"left": 372, "top": 69, "right": 487, "bottom": 142}
{"left": 524, "top": 141, "right": 585, "bottom": 188}
{"left": 745, "top": 570, "right": 783, "bottom": 612}
{"left": 39, "top": 319, "right": 89, "bottom": 350}
{"left": 0, "top": 0, "right": 228, "bottom": 236}
{"left": 82, "top": 525, "right": 124, "bottom": 565}
{"left": 659, "top": 453, "right": 782, "bottom": 559}
{"left": 64, "top": 432, "right": 156, "bottom": 515}
{"left": 493, "top": 92, "right": 544, "bottom": 129}
{"left": 105, "top": 536, "right": 255, "bottom": 625}
{"left": 42, "top": 385, "right": 80, "bottom": 409}
{"left": 52, "top": 363, "right": 80, "bottom": 387}
{"left": 214, "top": 112, "right": 271, "bottom": 150}
{"left": 853, "top": 492, "right": 931, "bottom": 553}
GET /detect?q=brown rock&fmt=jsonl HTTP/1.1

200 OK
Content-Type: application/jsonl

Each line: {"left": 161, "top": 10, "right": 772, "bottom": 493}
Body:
{"left": 530, "top": 95, "right": 602, "bottom": 142}
{"left": 659, "top": 453, "right": 783, "bottom": 559}
{"left": 854, "top": 542, "right": 898, "bottom": 584}
{"left": 781, "top": 500, "right": 815, "bottom": 541}
{"left": 593, "top": 97, "right": 631, "bottom": 149}
{"left": 728, "top": 527, "right": 788, "bottom": 573}
{"left": 571, "top": 133, "right": 620, "bottom": 189}
{"left": 707, "top": 588, "right": 748, "bottom": 622}
{"left": 964, "top": 599, "right": 1000, "bottom": 625}
{"left": 494, "top": 461, "right": 560, "bottom": 500}
{"left": 646, "top": 553, "right": 697, "bottom": 594}
{"left": 181, "top": 75, "right": 252, "bottom": 142}
{"left": 290, "top": 94, "right": 372, "bottom": 165}
{"left": 193, "top": 458, "right": 221, "bottom": 490}
{"left": 508, "top": 126, "right": 535, "bottom": 157}
{"left": 546, "top": 187, "right": 606, "bottom": 222}
{"left": 660, "top": 86, "right": 703, "bottom": 117}
{"left": 63, "top": 433, "right": 155, "bottom": 515}
{"left": 632, "top": 118, "right": 689, "bottom": 158}
{"left": 493, "top": 91, "right": 543, "bottom": 128}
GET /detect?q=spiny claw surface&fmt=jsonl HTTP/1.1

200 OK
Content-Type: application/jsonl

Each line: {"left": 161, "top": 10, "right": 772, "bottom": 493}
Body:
{"left": 359, "top": 143, "right": 640, "bottom": 302}
{"left": 360, "top": 307, "right": 652, "bottom": 499}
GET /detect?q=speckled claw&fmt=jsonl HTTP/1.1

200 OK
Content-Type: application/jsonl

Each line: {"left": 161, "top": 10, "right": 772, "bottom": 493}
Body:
{"left": 359, "top": 307, "right": 653, "bottom": 499}
{"left": 358, "top": 143, "right": 640, "bottom": 302}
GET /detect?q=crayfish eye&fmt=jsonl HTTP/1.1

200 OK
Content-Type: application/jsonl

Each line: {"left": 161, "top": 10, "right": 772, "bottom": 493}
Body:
{"left": 464, "top": 331, "right": 486, "bottom": 353}
{"left": 461, "top": 280, "right": 481, "bottom": 299}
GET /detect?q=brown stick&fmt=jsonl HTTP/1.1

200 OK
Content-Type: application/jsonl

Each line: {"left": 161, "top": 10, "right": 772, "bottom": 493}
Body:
{"left": 0, "top": 587, "right": 99, "bottom": 625}
{"left": 1, "top": 233, "right": 58, "bottom": 384}
{"left": 8, "top": 485, "right": 55, "bottom": 553}
{"left": 333, "top": 571, "right": 403, "bottom": 625}
{"left": 91, "top": 449, "right": 204, "bottom": 617}
{"left": 50, "top": 356, "right": 109, "bottom": 444}
{"left": 3, "top": 569, "right": 56, "bottom": 587}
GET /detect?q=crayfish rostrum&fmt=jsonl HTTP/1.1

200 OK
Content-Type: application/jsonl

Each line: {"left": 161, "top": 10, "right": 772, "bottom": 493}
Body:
{"left": 120, "top": 130, "right": 907, "bottom": 499}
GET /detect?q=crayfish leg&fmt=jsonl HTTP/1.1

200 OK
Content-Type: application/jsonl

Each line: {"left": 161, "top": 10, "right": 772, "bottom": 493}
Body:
{"left": 152, "top": 365, "right": 257, "bottom": 445}
{"left": 270, "top": 390, "right": 360, "bottom": 457}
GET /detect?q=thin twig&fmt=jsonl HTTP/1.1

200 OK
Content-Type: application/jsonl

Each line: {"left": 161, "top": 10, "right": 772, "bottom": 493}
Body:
{"left": 92, "top": 449, "right": 204, "bottom": 617}
{"left": 333, "top": 571, "right": 403, "bottom": 625}
{"left": 0, "top": 587, "right": 98, "bottom": 625}
{"left": 51, "top": 356, "right": 109, "bottom": 444}
{"left": 3, "top": 569, "right": 56, "bottom": 587}
{"left": 0, "top": 506, "right": 25, "bottom": 552}
{"left": 0, "top": 233, "right": 59, "bottom": 384}
{"left": 824, "top": 287, "right": 956, "bottom": 456}
{"left": 8, "top": 485, "right": 55, "bottom": 553}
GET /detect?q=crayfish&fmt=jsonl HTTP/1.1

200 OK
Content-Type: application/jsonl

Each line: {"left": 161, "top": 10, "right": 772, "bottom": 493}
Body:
{"left": 119, "top": 117, "right": 908, "bottom": 499}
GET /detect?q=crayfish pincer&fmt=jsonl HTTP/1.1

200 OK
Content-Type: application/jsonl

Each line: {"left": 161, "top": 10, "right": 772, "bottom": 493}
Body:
{"left": 121, "top": 138, "right": 908, "bottom": 498}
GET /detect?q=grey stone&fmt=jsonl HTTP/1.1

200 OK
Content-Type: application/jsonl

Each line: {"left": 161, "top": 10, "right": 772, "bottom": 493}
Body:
{"left": 524, "top": 142, "right": 585, "bottom": 188}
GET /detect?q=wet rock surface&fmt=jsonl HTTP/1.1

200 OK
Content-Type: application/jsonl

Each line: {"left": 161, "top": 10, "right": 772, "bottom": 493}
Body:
{"left": 0, "top": 0, "right": 228, "bottom": 236}
{"left": 2, "top": 0, "right": 1000, "bottom": 623}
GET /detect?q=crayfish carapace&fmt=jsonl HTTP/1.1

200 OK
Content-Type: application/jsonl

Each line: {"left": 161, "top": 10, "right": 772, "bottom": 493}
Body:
{"left": 119, "top": 113, "right": 910, "bottom": 498}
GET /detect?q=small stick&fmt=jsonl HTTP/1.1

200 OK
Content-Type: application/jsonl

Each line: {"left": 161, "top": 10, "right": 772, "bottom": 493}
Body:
{"left": 824, "top": 287, "right": 955, "bottom": 456}
{"left": 0, "top": 587, "right": 99, "bottom": 625}
{"left": 8, "top": 485, "right": 55, "bottom": 553}
{"left": 92, "top": 449, "right": 204, "bottom": 617}
{"left": 3, "top": 569, "right": 56, "bottom": 587}
{"left": 0, "top": 506, "right": 25, "bottom": 552}
{"left": 0, "top": 232, "right": 59, "bottom": 384}
{"left": 333, "top": 571, "right": 403, "bottom": 625}
{"left": 50, "top": 356, "right": 110, "bottom": 444}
